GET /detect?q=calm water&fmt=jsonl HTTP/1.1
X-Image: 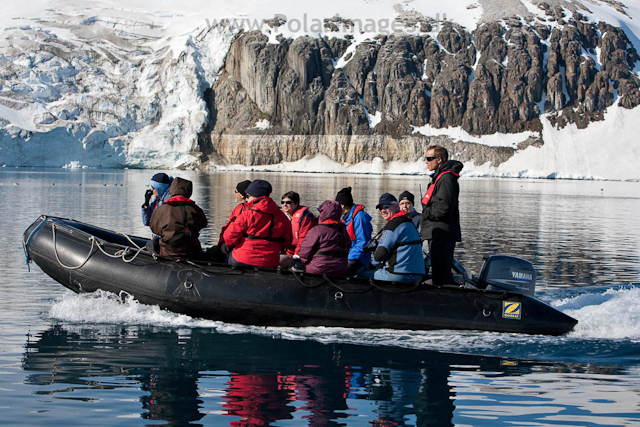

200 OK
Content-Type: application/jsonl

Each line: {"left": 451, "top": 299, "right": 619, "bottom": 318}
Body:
{"left": 1, "top": 168, "right": 640, "bottom": 426}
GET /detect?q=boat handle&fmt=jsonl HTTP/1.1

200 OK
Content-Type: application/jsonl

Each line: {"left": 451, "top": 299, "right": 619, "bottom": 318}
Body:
{"left": 334, "top": 291, "right": 343, "bottom": 300}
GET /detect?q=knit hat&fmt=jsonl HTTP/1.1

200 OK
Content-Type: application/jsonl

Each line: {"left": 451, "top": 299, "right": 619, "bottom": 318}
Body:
{"left": 150, "top": 173, "right": 172, "bottom": 196}
{"left": 246, "top": 179, "right": 272, "bottom": 197}
{"left": 398, "top": 191, "right": 415, "bottom": 205}
{"left": 335, "top": 187, "right": 354, "bottom": 207}
{"left": 236, "top": 180, "right": 252, "bottom": 197}
{"left": 376, "top": 193, "right": 398, "bottom": 209}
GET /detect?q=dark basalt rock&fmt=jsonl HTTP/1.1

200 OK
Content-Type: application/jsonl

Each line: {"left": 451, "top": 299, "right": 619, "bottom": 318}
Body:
{"left": 203, "top": 16, "right": 640, "bottom": 165}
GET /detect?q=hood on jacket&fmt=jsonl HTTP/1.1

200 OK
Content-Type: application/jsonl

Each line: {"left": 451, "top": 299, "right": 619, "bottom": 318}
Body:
{"left": 169, "top": 177, "right": 193, "bottom": 198}
{"left": 436, "top": 160, "right": 464, "bottom": 177}
{"left": 318, "top": 200, "right": 342, "bottom": 222}
{"left": 248, "top": 196, "right": 280, "bottom": 214}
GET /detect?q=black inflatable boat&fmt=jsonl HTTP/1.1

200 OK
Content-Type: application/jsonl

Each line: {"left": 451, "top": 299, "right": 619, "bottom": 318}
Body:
{"left": 23, "top": 216, "right": 578, "bottom": 335}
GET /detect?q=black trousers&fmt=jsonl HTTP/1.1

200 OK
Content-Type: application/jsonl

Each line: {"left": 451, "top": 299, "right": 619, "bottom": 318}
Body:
{"left": 428, "top": 238, "right": 456, "bottom": 286}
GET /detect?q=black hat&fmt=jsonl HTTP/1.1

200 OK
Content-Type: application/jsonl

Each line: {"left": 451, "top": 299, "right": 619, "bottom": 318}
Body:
{"left": 335, "top": 187, "right": 354, "bottom": 206}
{"left": 398, "top": 191, "right": 415, "bottom": 205}
{"left": 376, "top": 193, "right": 398, "bottom": 209}
{"left": 151, "top": 172, "right": 171, "bottom": 184}
{"left": 246, "top": 179, "right": 272, "bottom": 197}
{"left": 236, "top": 180, "right": 252, "bottom": 197}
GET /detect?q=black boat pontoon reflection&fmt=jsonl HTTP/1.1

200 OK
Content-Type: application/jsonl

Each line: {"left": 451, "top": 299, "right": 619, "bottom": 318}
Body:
{"left": 23, "top": 216, "right": 578, "bottom": 335}
{"left": 24, "top": 325, "right": 550, "bottom": 426}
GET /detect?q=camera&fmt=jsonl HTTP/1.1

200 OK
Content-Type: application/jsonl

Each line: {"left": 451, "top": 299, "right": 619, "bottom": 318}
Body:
{"left": 363, "top": 238, "right": 378, "bottom": 252}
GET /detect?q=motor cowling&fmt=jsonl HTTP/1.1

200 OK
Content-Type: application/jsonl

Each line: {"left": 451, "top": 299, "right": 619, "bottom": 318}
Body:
{"left": 475, "top": 255, "right": 536, "bottom": 296}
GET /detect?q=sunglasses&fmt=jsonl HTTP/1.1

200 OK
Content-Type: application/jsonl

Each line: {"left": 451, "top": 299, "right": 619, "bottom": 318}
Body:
{"left": 426, "top": 156, "right": 437, "bottom": 162}
{"left": 281, "top": 200, "right": 293, "bottom": 205}
{"left": 379, "top": 204, "right": 391, "bottom": 210}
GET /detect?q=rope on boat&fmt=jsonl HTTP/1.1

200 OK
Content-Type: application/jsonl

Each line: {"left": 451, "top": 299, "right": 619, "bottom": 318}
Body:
{"left": 94, "top": 241, "right": 145, "bottom": 263}
{"left": 52, "top": 223, "right": 96, "bottom": 270}
{"left": 289, "top": 270, "right": 375, "bottom": 294}
{"left": 49, "top": 219, "right": 145, "bottom": 267}
{"left": 185, "top": 260, "right": 247, "bottom": 276}
{"left": 288, "top": 269, "right": 325, "bottom": 288}
{"left": 367, "top": 278, "right": 424, "bottom": 294}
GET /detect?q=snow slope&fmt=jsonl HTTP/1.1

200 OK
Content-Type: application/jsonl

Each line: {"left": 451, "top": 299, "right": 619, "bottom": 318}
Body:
{"left": 1, "top": 0, "right": 639, "bottom": 180}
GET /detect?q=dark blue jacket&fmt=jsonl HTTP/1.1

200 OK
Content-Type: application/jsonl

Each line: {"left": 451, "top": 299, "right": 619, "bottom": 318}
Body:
{"left": 141, "top": 186, "right": 172, "bottom": 227}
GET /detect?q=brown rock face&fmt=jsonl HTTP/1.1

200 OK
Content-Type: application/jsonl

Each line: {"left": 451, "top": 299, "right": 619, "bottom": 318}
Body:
{"left": 202, "top": 13, "right": 640, "bottom": 166}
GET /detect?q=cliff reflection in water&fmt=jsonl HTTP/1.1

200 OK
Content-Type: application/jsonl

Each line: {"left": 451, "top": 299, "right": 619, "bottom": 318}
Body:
{"left": 19, "top": 325, "right": 548, "bottom": 426}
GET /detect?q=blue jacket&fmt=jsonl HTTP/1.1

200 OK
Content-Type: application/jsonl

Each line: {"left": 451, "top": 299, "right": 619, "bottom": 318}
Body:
{"left": 371, "top": 214, "right": 425, "bottom": 275}
{"left": 141, "top": 186, "right": 172, "bottom": 227}
{"left": 342, "top": 205, "right": 373, "bottom": 265}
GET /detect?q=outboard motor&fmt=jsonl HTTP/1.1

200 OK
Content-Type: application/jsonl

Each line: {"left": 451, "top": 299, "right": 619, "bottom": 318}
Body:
{"left": 475, "top": 255, "right": 536, "bottom": 296}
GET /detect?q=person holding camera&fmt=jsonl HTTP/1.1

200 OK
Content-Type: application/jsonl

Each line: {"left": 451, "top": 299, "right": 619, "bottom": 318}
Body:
{"left": 358, "top": 193, "right": 425, "bottom": 284}
{"left": 141, "top": 173, "right": 173, "bottom": 254}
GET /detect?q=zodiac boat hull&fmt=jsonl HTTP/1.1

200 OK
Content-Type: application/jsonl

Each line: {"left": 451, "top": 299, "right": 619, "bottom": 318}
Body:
{"left": 23, "top": 216, "right": 578, "bottom": 335}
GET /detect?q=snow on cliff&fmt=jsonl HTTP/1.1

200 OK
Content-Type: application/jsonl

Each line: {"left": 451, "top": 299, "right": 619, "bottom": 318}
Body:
{"left": 1, "top": 0, "right": 639, "bottom": 180}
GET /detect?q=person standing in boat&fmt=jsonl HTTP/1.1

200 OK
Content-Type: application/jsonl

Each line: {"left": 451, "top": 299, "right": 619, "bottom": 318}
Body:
{"left": 358, "top": 193, "right": 425, "bottom": 284}
{"left": 207, "top": 180, "right": 252, "bottom": 262}
{"left": 149, "top": 177, "right": 208, "bottom": 260}
{"left": 297, "top": 200, "right": 350, "bottom": 276}
{"left": 141, "top": 172, "right": 173, "bottom": 253}
{"left": 421, "top": 145, "right": 463, "bottom": 286}
{"left": 222, "top": 179, "right": 292, "bottom": 269}
{"left": 335, "top": 187, "right": 373, "bottom": 274}
{"left": 280, "top": 191, "right": 317, "bottom": 268}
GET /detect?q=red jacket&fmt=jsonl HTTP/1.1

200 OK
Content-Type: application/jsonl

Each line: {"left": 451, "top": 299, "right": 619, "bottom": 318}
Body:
{"left": 223, "top": 196, "right": 293, "bottom": 268}
{"left": 219, "top": 202, "right": 247, "bottom": 245}
{"left": 286, "top": 206, "right": 317, "bottom": 257}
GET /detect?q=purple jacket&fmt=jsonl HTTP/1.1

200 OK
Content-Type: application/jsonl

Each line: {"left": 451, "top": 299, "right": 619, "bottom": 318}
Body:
{"left": 298, "top": 201, "right": 350, "bottom": 276}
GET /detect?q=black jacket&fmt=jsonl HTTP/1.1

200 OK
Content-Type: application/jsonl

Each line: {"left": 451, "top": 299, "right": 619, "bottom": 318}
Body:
{"left": 420, "top": 160, "right": 463, "bottom": 242}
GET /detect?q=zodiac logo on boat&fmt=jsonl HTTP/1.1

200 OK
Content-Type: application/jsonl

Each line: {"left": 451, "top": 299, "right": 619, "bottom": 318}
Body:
{"left": 502, "top": 301, "right": 522, "bottom": 320}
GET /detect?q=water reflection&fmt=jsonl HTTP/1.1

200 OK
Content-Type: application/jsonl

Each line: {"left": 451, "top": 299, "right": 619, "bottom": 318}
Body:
{"left": 22, "top": 325, "right": 554, "bottom": 426}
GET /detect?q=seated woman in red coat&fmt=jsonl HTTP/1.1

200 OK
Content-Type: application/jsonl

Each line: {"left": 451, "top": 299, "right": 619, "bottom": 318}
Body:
{"left": 206, "top": 180, "right": 251, "bottom": 262}
{"left": 222, "top": 179, "right": 292, "bottom": 269}
{"left": 280, "top": 190, "right": 317, "bottom": 268}
{"left": 298, "top": 200, "right": 350, "bottom": 276}
{"left": 149, "top": 177, "right": 208, "bottom": 260}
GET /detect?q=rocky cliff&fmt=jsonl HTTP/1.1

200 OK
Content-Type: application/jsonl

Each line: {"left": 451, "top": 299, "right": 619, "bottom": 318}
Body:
{"left": 203, "top": 4, "right": 640, "bottom": 167}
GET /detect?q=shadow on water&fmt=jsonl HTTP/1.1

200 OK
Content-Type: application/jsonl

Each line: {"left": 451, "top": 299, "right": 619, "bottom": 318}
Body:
{"left": 21, "top": 325, "right": 624, "bottom": 427}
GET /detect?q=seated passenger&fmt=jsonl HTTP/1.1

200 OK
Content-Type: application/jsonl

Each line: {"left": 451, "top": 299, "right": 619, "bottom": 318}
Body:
{"left": 149, "top": 177, "right": 208, "bottom": 260}
{"left": 298, "top": 200, "right": 350, "bottom": 276}
{"left": 280, "top": 191, "right": 317, "bottom": 267}
{"left": 398, "top": 191, "right": 421, "bottom": 230}
{"left": 141, "top": 172, "right": 173, "bottom": 226}
{"left": 207, "top": 180, "right": 251, "bottom": 262}
{"left": 358, "top": 193, "right": 426, "bottom": 284}
{"left": 335, "top": 186, "right": 373, "bottom": 274}
{"left": 141, "top": 172, "right": 173, "bottom": 254}
{"left": 223, "top": 179, "right": 292, "bottom": 269}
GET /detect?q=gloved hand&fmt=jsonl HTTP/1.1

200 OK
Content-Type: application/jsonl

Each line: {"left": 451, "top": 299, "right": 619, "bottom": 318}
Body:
{"left": 292, "top": 259, "right": 306, "bottom": 272}
{"left": 143, "top": 189, "right": 154, "bottom": 206}
{"left": 348, "top": 259, "right": 363, "bottom": 275}
{"left": 220, "top": 242, "right": 231, "bottom": 255}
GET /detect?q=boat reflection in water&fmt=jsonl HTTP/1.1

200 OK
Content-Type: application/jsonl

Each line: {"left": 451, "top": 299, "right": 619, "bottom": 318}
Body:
{"left": 23, "top": 325, "right": 554, "bottom": 426}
